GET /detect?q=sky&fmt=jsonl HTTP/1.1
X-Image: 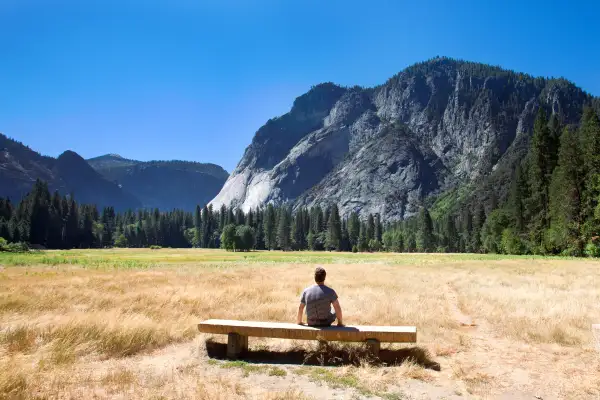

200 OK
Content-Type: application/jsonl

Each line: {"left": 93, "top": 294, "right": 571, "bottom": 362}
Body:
{"left": 1, "top": 0, "right": 599, "bottom": 172}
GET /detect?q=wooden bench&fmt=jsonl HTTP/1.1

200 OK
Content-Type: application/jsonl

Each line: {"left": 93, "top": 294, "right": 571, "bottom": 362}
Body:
{"left": 198, "top": 319, "right": 417, "bottom": 359}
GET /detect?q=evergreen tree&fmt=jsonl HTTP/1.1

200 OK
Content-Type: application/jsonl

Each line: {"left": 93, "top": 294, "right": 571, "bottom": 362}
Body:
{"left": 374, "top": 214, "right": 382, "bottom": 243}
{"left": 471, "top": 204, "right": 486, "bottom": 253}
{"left": 291, "top": 209, "right": 305, "bottom": 250}
{"left": 219, "top": 205, "right": 227, "bottom": 230}
{"left": 277, "top": 207, "right": 291, "bottom": 250}
{"left": 527, "top": 108, "right": 554, "bottom": 249}
{"left": 65, "top": 197, "right": 80, "bottom": 248}
{"left": 101, "top": 206, "right": 116, "bottom": 248}
{"left": 340, "top": 219, "right": 350, "bottom": 252}
{"left": 548, "top": 127, "right": 584, "bottom": 254}
{"left": 325, "top": 204, "right": 342, "bottom": 250}
{"left": 416, "top": 207, "right": 434, "bottom": 252}
{"left": 444, "top": 215, "right": 458, "bottom": 252}
{"left": 347, "top": 212, "right": 360, "bottom": 247}
{"left": 263, "top": 204, "right": 276, "bottom": 250}
{"left": 580, "top": 107, "right": 600, "bottom": 238}
{"left": 201, "top": 206, "right": 211, "bottom": 248}
{"left": 28, "top": 179, "right": 50, "bottom": 246}
{"left": 235, "top": 208, "right": 245, "bottom": 226}
{"left": 47, "top": 191, "right": 64, "bottom": 249}
{"left": 366, "top": 214, "right": 375, "bottom": 242}
{"left": 358, "top": 222, "right": 369, "bottom": 252}
{"left": 509, "top": 164, "right": 527, "bottom": 233}
{"left": 255, "top": 208, "right": 265, "bottom": 249}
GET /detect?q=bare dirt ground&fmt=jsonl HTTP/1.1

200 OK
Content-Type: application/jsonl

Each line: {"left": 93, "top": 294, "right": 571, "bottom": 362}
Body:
{"left": 1, "top": 250, "right": 599, "bottom": 399}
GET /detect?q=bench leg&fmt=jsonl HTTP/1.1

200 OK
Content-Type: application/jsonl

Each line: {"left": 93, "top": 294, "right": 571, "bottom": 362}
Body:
{"left": 227, "top": 333, "right": 248, "bottom": 359}
{"left": 366, "top": 339, "right": 380, "bottom": 358}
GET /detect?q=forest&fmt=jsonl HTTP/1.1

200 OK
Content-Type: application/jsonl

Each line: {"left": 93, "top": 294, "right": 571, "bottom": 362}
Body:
{"left": 1, "top": 106, "right": 599, "bottom": 256}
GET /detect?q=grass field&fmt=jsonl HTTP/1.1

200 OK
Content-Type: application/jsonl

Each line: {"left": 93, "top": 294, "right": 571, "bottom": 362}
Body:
{"left": 1, "top": 249, "right": 599, "bottom": 399}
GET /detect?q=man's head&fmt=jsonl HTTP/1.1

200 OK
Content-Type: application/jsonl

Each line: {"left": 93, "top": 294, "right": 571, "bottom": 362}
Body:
{"left": 314, "top": 267, "right": 326, "bottom": 284}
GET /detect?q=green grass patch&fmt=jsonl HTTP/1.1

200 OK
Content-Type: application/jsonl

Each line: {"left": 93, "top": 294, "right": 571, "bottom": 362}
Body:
{"left": 268, "top": 367, "right": 287, "bottom": 377}
{"left": 220, "top": 360, "right": 268, "bottom": 377}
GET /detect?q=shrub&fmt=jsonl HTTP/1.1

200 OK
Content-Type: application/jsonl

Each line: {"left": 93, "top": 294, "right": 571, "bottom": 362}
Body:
{"left": 351, "top": 245, "right": 358, "bottom": 253}
{"left": 584, "top": 237, "right": 600, "bottom": 257}
{"left": 501, "top": 228, "right": 526, "bottom": 255}
{"left": 150, "top": 245, "right": 162, "bottom": 250}
{"left": 1, "top": 241, "right": 29, "bottom": 253}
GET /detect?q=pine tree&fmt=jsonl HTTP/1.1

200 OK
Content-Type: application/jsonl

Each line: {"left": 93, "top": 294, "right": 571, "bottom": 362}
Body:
{"left": 201, "top": 206, "right": 210, "bottom": 248}
{"left": 277, "top": 207, "right": 291, "bottom": 250}
{"left": 416, "top": 207, "right": 434, "bottom": 252}
{"left": 548, "top": 113, "right": 562, "bottom": 174}
{"left": 374, "top": 214, "right": 382, "bottom": 243}
{"left": 366, "top": 214, "right": 375, "bottom": 242}
{"left": 235, "top": 208, "right": 245, "bottom": 226}
{"left": 340, "top": 219, "right": 350, "bottom": 251}
{"left": 471, "top": 204, "right": 486, "bottom": 253}
{"left": 291, "top": 209, "right": 305, "bottom": 250}
{"left": 263, "top": 204, "right": 276, "bottom": 250}
{"left": 527, "top": 108, "right": 554, "bottom": 248}
{"left": 47, "top": 191, "right": 64, "bottom": 249}
{"left": 509, "top": 164, "right": 527, "bottom": 233}
{"left": 246, "top": 209, "right": 254, "bottom": 227}
{"left": 219, "top": 204, "right": 227, "bottom": 230}
{"left": 358, "top": 222, "right": 368, "bottom": 252}
{"left": 548, "top": 126, "right": 584, "bottom": 253}
{"left": 65, "top": 197, "right": 80, "bottom": 248}
{"left": 28, "top": 179, "right": 50, "bottom": 246}
{"left": 580, "top": 107, "right": 600, "bottom": 238}
{"left": 444, "top": 215, "right": 458, "bottom": 252}
{"left": 347, "top": 212, "right": 360, "bottom": 247}
{"left": 325, "top": 204, "right": 342, "bottom": 251}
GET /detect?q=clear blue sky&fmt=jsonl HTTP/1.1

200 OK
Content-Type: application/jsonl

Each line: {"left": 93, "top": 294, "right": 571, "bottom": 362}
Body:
{"left": 1, "top": 0, "right": 599, "bottom": 172}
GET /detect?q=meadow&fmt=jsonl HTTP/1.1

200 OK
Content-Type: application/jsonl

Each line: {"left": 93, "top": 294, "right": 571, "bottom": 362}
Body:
{"left": 0, "top": 249, "right": 599, "bottom": 399}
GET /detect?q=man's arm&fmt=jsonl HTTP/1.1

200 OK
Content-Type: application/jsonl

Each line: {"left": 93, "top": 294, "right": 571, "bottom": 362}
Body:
{"left": 297, "top": 303, "right": 305, "bottom": 325}
{"left": 332, "top": 299, "right": 343, "bottom": 326}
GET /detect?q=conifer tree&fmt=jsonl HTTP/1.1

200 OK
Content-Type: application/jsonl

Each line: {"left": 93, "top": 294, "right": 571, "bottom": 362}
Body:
{"left": 235, "top": 208, "right": 245, "bottom": 226}
{"left": 416, "top": 207, "right": 434, "bottom": 252}
{"left": 366, "top": 214, "right": 375, "bottom": 242}
{"left": 358, "top": 222, "right": 369, "bottom": 252}
{"left": 509, "top": 164, "right": 527, "bottom": 233}
{"left": 277, "top": 207, "right": 291, "bottom": 250}
{"left": 219, "top": 205, "right": 227, "bottom": 230}
{"left": 549, "top": 127, "right": 584, "bottom": 253}
{"left": 347, "top": 212, "right": 360, "bottom": 247}
{"left": 527, "top": 108, "right": 553, "bottom": 248}
{"left": 580, "top": 107, "right": 600, "bottom": 238}
{"left": 374, "top": 214, "right": 382, "bottom": 243}
{"left": 325, "top": 204, "right": 342, "bottom": 251}
{"left": 471, "top": 204, "right": 486, "bottom": 253}
{"left": 263, "top": 204, "right": 276, "bottom": 250}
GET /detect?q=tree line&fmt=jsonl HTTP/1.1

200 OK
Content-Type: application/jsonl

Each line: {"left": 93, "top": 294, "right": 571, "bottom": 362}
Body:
{"left": 1, "top": 107, "right": 599, "bottom": 256}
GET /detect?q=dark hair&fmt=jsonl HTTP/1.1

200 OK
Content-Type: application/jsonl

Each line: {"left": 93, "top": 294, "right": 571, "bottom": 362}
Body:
{"left": 314, "top": 267, "right": 326, "bottom": 283}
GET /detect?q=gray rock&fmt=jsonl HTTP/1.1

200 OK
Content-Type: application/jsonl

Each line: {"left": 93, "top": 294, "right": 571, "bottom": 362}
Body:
{"left": 210, "top": 58, "right": 593, "bottom": 220}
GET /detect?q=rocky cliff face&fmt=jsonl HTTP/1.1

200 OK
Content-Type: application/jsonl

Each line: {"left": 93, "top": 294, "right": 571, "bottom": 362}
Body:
{"left": 210, "top": 58, "right": 594, "bottom": 220}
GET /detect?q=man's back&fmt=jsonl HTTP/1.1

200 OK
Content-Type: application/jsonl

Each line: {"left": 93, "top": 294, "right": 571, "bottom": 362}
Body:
{"left": 301, "top": 284, "right": 337, "bottom": 325}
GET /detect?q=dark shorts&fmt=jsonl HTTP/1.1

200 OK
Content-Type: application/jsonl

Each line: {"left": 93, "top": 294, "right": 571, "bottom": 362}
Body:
{"left": 308, "top": 312, "right": 336, "bottom": 327}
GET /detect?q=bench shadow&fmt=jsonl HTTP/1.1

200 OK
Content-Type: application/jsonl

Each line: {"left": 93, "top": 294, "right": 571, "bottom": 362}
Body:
{"left": 204, "top": 339, "right": 440, "bottom": 371}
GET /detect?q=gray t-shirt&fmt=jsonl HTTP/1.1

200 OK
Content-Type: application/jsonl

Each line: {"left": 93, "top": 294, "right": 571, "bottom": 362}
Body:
{"left": 300, "top": 284, "right": 338, "bottom": 324}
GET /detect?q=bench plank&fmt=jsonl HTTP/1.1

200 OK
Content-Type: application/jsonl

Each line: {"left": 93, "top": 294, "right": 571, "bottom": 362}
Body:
{"left": 198, "top": 319, "right": 417, "bottom": 343}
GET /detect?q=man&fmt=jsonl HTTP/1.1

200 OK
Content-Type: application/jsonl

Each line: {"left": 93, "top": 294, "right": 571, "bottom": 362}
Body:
{"left": 297, "top": 267, "right": 344, "bottom": 327}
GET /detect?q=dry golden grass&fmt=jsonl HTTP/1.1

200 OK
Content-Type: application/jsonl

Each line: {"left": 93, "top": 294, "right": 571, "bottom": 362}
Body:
{"left": 0, "top": 249, "right": 599, "bottom": 399}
